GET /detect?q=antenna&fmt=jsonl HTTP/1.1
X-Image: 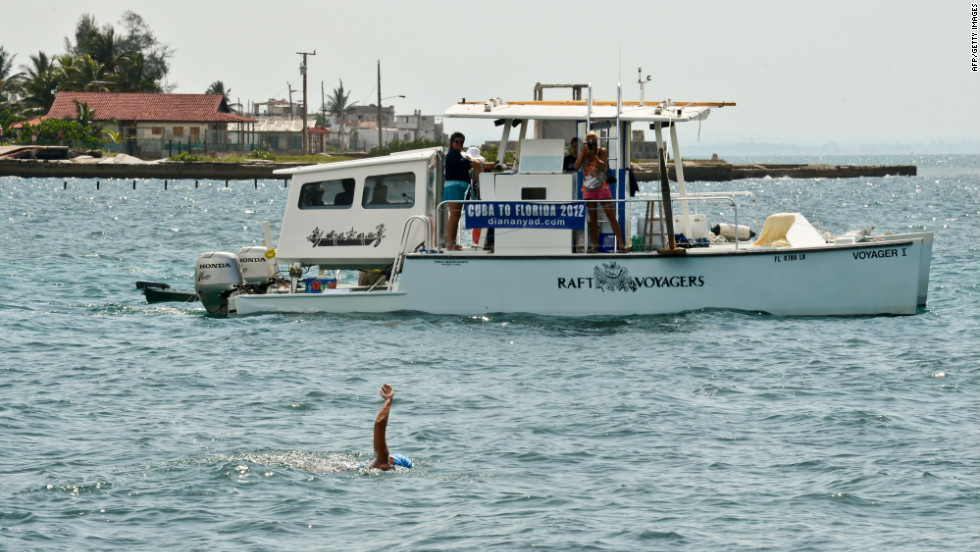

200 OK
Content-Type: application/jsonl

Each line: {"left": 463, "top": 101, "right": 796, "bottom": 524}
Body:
{"left": 637, "top": 67, "right": 652, "bottom": 106}
{"left": 618, "top": 44, "right": 622, "bottom": 83}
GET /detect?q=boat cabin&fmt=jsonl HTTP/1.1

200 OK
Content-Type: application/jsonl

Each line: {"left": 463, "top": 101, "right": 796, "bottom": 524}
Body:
{"left": 274, "top": 93, "right": 735, "bottom": 269}
{"left": 275, "top": 149, "right": 442, "bottom": 269}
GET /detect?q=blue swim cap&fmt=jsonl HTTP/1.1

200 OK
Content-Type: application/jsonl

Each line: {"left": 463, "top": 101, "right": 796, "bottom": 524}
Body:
{"left": 391, "top": 453, "right": 412, "bottom": 468}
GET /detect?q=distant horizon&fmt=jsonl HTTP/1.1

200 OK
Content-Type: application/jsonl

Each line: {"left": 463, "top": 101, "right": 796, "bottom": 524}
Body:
{"left": 677, "top": 137, "right": 979, "bottom": 157}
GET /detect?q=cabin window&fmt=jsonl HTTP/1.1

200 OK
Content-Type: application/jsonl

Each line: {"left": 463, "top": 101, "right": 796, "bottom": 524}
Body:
{"left": 151, "top": 127, "right": 163, "bottom": 136}
{"left": 190, "top": 127, "right": 200, "bottom": 137}
{"left": 521, "top": 187, "right": 547, "bottom": 200}
{"left": 298, "top": 178, "right": 357, "bottom": 209}
{"left": 361, "top": 172, "right": 415, "bottom": 209}
{"left": 172, "top": 126, "right": 184, "bottom": 136}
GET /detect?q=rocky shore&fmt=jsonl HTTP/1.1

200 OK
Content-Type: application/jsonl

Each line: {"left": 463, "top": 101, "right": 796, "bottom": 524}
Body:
{"left": 0, "top": 157, "right": 303, "bottom": 181}
{"left": 1, "top": 146, "right": 917, "bottom": 183}
{"left": 632, "top": 160, "right": 916, "bottom": 181}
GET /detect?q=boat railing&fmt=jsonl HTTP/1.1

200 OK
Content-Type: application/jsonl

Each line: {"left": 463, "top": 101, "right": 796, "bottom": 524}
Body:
{"left": 391, "top": 214, "right": 435, "bottom": 283}
{"left": 638, "top": 194, "right": 744, "bottom": 250}
{"left": 673, "top": 190, "right": 759, "bottom": 231}
{"left": 635, "top": 190, "right": 758, "bottom": 248}
{"left": 430, "top": 193, "right": 750, "bottom": 252}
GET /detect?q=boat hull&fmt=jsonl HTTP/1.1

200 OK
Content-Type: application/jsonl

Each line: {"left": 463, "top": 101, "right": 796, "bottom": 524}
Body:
{"left": 233, "top": 237, "right": 929, "bottom": 317}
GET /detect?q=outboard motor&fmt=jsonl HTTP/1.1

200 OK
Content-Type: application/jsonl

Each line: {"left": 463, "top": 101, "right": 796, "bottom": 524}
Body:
{"left": 195, "top": 251, "right": 243, "bottom": 315}
{"left": 237, "top": 246, "right": 276, "bottom": 290}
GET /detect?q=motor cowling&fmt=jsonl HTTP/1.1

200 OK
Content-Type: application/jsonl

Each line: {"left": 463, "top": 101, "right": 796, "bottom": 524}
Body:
{"left": 195, "top": 251, "right": 243, "bottom": 315}
{"left": 237, "top": 246, "right": 274, "bottom": 285}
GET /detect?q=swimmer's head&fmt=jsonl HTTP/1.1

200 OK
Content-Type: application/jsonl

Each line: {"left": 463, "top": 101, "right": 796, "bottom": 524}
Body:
{"left": 391, "top": 453, "right": 412, "bottom": 468}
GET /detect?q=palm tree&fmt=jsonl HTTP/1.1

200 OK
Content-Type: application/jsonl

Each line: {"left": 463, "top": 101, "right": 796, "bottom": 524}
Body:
{"left": 205, "top": 80, "right": 231, "bottom": 105}
{"left": 19, "top": 51, "right": 62, "bottom": 114}
{"left": 73, "top": 99, "right": 95, "bottom": 126}
{"left": 62, "top": 54, "right": 111, "bottom": 92}
{"left": 83, "top": 27, "right": 121, "bottom": 74}
{"left": 0, "top": 46, "right": 22, "bottom": 101}
{"left": 113, "top": 52, "right": 161, "bottom": 93}
{"left": 326, "top": 79, "right": 354, "bottom": 150}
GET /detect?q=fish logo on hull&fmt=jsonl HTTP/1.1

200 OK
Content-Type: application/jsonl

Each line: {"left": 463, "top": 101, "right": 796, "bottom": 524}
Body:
{"left": 594, "top": 262, "right": 639, "bottom": 292}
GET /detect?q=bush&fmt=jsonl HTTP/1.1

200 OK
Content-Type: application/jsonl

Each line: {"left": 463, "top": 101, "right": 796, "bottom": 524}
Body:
{"left": 169, "top": 152, "right": 209, "bottom": 162}
{"left": 14, "top": 119, "right": 106, "bottom": 149}
{"left": 247, "top": 150, "right": 277, "bottom": 160}
{"left": 480, "top": 144, "right": 514, "bottom": 165}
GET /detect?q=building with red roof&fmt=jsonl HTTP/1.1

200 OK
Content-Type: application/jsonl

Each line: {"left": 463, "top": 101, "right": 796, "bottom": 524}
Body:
{"left": 41, "top": 92, "right": 257, "bottom": 158}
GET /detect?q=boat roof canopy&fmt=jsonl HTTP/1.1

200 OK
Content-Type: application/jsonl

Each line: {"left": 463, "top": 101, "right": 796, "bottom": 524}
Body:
{"left": 443, "top": 100, "right": 735, "bottom": 123}
{"left": 273, "top": 147, "right": 440, "bottom": 176}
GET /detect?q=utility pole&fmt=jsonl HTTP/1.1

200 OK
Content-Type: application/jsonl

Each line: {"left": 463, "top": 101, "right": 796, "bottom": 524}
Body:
{"left": 377, "top": 60, "right": 383, "bottom": 151}
{"left": 297, "top": 50, "right": 316, "bottom": 154}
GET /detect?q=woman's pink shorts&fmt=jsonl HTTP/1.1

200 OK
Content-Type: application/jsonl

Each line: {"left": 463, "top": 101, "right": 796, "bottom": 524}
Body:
{"left": 582, "top": 185, "right": 612, "bottom": 200}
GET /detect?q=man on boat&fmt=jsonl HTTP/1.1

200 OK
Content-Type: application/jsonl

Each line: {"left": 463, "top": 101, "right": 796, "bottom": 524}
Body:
{"left": 563, "top": 136, "right": 579, "bottom": 173}
{"left": 334, "top": 180, "right": 355, "bottom": 206}
{"left": 370, "top": 383, "right": 412, "bottom": 470}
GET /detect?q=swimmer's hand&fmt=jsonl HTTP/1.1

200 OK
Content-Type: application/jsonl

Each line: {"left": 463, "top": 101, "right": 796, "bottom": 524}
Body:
{"left": 380, "top": 383, "right": 394, "bottom": 401}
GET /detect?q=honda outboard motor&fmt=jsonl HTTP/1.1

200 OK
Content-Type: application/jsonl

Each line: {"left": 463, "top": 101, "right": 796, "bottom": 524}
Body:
{"left": 195, "top": 252, "right": 243, "bottom": 315}
{"left": 237, "top": 246, "right": 276, "bottom": 290}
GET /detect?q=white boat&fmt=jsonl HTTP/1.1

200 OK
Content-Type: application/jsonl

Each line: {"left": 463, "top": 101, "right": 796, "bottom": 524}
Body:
{"left": 193, "top": 89, "right": 932, "bottom": 317}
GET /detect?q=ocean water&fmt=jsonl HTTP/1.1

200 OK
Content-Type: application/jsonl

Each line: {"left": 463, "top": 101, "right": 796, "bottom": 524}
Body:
{"left": 1, "top": 154, "right": 977, "bottom": 551}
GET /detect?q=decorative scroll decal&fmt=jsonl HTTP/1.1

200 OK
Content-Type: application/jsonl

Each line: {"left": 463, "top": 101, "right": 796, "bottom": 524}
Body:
{"left": 307, "top": 224, "right": 386, "bottom": 248}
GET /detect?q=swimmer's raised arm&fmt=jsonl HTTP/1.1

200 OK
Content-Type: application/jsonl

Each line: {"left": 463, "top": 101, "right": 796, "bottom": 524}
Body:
{"left": 370, "top": 384, "right": 394, "bottom": 470}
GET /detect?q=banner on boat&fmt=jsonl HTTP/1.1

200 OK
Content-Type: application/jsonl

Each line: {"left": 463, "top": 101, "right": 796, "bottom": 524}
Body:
{"left": 463, "top": 202, "right": 587, "bottom": 229}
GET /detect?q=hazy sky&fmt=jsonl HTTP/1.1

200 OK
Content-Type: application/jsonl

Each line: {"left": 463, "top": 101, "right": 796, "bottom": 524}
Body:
{"left": 4, "top": 0, "right": 978, "bottom": 149}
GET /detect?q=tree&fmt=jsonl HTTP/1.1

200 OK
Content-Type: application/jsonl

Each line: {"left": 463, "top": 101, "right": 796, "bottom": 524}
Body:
{"left": 19, "top": 51, "right": 62, "bottom": 114}
{"left": 325, "top": 79, "right": 352, "bottom": 119}
{"left": 81, "top": 26, "right": 121, "bottom": 74}
{"left": 61, "top": 54, "right": 111, "bottom": 92}
{"left": 0, "top": 46, "right": 22, "bottom": 102}
{"left": 205, "top": 80, "right": 231, "bottom": 105}
{"left": 116, "top": 11, "right": 173, "bottom": 90}
{"left": 64, "top": 14, "right": 99, "bottom": 56}
{"left": 62, "top": 11, "right": 173, "bottom": 93}
{"left": 7, "top": 11, "right": 172, "bottom": 117}
{"left": 326, "top": 79, "right": 354, "bottom": 150}
{"left": 113, "top": 52, "right": 162, "bottom": 93}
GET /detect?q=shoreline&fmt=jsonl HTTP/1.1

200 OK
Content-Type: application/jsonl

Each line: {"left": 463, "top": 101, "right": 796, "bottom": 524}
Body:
{"left": 0, "top": 155, "right": 917, "bottom": 183}
{"left": 0, "top": 158, "right": 305, "bottom": 181}
{"left": 631, "top": 161, "right": 917, "bottom": 181}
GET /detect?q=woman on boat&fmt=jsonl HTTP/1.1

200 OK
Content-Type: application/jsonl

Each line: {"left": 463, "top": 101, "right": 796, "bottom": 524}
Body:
{"left": 575, "top": 131, "right": 628, "bottom": 253}
{"left": 444, "top": 132, "right": 483, "bottom": 250}
{"left": 370, "top": 383, "right": 412, "bottom": 470}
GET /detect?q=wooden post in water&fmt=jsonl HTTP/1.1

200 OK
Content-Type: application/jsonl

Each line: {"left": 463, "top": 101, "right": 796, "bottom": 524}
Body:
{"left": 133, "top": 180, "right": 136, "bottom": 190}
{"left": 165, "top": 180, "right": 168, "bottom": 190}
{"left": 63, "top": 180, "right": 67, "bottom": 190}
